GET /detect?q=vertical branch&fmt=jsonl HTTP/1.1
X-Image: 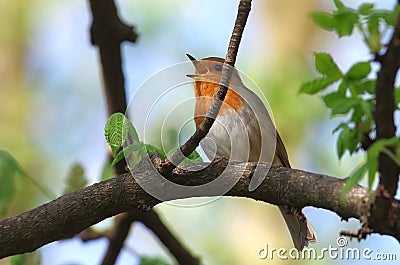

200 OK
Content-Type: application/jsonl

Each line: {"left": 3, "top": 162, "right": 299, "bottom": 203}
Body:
{"left": 161, "top": 0, "right": 253, "bottom": 174}
{"left": 369, "top": 4, "right": 400, "bottom": 235}
{"left": 88, "top": 1, "right": 200, "bottom": 265}
{"left": 374, "top": 11, "right": 400, "bottom": 197}
{"left": 88, "top": 1, "right": 138, "bottom": 264}
{"left": 89, "top": 0, "right": 137, "bottom": 116}
{"left": 89, "top": 0, "right": 137, "bottom": 175}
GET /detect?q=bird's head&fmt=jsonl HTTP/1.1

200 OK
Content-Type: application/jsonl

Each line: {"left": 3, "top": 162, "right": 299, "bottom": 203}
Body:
{"left": 186, "top": 54, "right": 242, "bottom": 85}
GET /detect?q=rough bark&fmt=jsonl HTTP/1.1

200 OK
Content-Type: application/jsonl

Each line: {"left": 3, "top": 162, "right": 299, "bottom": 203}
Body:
{"left": 1, "top": 153, "right": 399, "bottom": 259}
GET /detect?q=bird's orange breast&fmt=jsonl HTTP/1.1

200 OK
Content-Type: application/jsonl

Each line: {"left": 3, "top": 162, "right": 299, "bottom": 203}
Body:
{"left": 193, "top": 80, "right": 244, "bottom": 128}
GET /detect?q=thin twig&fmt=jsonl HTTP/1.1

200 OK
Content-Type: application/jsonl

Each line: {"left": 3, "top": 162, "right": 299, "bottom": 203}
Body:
{"left": 340, "top": 224, "right": 374, "bottom": 241}
{"left": 160, "top": 0, "right": 253, "bottom": 175}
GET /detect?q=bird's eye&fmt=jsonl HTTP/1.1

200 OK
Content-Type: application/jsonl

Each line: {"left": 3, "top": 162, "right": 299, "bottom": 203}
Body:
{"left": 214, "top": 64, "right": 222, "bottom": 71}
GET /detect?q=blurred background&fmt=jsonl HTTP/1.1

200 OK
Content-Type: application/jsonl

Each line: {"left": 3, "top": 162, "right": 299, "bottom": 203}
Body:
{"left": 0, "top": 0, "right": 399, "bottom": 264}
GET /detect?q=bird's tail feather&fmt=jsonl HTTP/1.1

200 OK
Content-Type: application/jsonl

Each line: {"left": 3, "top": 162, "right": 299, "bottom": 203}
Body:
{"left": 278, "top": 206, "right": 317, "bottom": 251}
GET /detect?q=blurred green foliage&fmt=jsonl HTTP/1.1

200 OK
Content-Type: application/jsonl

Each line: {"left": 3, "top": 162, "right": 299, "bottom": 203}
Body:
{"left": 302, "top": 0, "right": 400, "bottom": 196}
{"left": 63, "top": 163, "right": 87, "bottom": 194}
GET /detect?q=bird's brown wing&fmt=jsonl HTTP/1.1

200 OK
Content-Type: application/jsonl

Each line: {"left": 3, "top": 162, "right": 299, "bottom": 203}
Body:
{"left": 274, "top": 131, "right": 291, "bottom": 168}
{"left": 274, "top": 130, "right": 317, "bottom": 250}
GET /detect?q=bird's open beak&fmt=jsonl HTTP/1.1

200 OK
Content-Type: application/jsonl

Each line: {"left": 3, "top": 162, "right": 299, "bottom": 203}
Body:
{"left": 186, "top": 53, "right": 207, "bottom": 79}
{"left": 186, "top": 53, "right": 197, "bottom": 64}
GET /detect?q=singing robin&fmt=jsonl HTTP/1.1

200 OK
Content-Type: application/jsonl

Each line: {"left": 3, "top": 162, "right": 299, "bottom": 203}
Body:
{"left": 186, "top": 54, "right": 317, "bottom": 250}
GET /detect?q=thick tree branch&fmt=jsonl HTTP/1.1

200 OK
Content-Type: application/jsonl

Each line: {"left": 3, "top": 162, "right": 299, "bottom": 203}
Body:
{"left": 374, "top": 6, "right": 400, "bottom": 197}
{"left": 161, "top": 0, "right": 252, "bottom": 174}
{"left": 1, "top": 153, "right": 400, "bottom": 259}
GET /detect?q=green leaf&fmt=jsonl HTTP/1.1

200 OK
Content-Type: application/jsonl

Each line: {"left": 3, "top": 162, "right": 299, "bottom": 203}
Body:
{"left": 365, "top": 15, "right": 381, "bottom": 53}
{"left": 367, "top": 15, "right": 379, "bottom": 37}
{"left": 333, "top": 0, "right": 345, "bottom": 10}
{"left": 345, "top": 61, "right": 371, "bottom": 80}
{"left": 100, "top": 160, "right": 115, "bottom": 181}
{"left": 0, "top": 150, "right": 25, "bottom": 216}
{"left": 330, "top": 98, "right": 360, "bottom": 116}
{"left": 63, "top": 163, "right": 87, "bottom": 194}
{"left": 105, "top": 113, "right": 126, "bottom": 156}
{"left": 0, "top": 150, "right": 55, "bottom": 202}
{"left": 382, "top": 148, "right": 400, "bottom": 168}
{"left": 365, "top": 138, "right": 400, "bottom": 189}
{"left": 104, "top": 113, "right": 139, "bottom": 157}
{"left": 367, "top": 146, "right": 379, "bottom": 190}
{"left": 183, "top": 150, "right": 203, "bottom": 163}
{"left": 322, "top": 92, "right": 343, "bottom": 109}
{"left": 358, "top": 3, "right": 374, "bottom": 15}
{"left": 146, "top": 144, "right": 167, "bottom": 159}
{"left": 125, "top": 117, "right": 140, "bottom": 143}
{"left": 349, "top": 131, "right": 361, "bottom": 154}
{"left": 336, "top": 125, "right": 360, "bottom": 158}
{"left": 340, "top": 162, "right": 367, "bottom": 202}
{"left": 299, "top": 76, "right": 339, "bottom": 95}
{"left": 360, "top": 100, "right": 374, "bottom": 120}
{"left": 337, "top": 128, "right": 347, "bottom": 159}
{"left": 111, "top": 142, "right": 144, "bottom": 167}
{"left": 374, "top": 10, "right": 397, "bottom": 26}
{"left": 337, "top": 79, "right": 348, "bottom": 95}
{"left": 314, "top": 52, "right": 342, "bottom": 77}
{"left": 387, "top": 5, "right": 400, "bottom": 26}
{"left": 333, "top": 9, "right": 359, "bottom": 37}
{"left": 395, "top": 87, "right": 400, "bottom": 106}
{"left": 310, "top": 12, "right": 335, "bottom": 31}
{"left": 139, "top": 257, "right": 172, "bottom": 265}
{"left": 333, "top": 122, "right": 347, "bottom": 134}
{"left": 10, "top": 254, "right": 27, "bottom": 265}
{"left": 348, "top": 81, "right": 363, "bottom": 96}
{"left": 361, "top": 79, "right": 376, "bottom": 94}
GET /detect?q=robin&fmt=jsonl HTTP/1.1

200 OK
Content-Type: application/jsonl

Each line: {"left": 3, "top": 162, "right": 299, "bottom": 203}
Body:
{"left": 186, "top": 54, "right": 317, "bottom": 250}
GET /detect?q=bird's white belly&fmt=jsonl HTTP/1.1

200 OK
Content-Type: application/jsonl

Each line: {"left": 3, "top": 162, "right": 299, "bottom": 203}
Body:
{"left": 200, "top": 108, "right": 251, "bottom": 161}
{"left": 199, "top": 103, "right": 276, "bottom": 164}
